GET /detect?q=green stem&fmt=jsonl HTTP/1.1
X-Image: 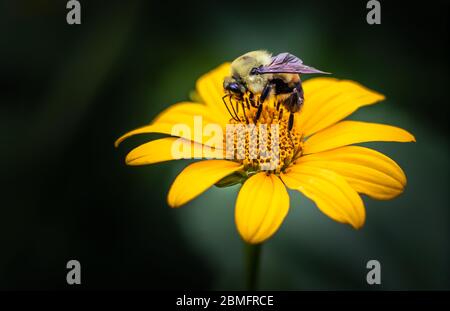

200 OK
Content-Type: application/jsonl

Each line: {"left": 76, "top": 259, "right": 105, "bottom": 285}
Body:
{"left": 244, "top": 242, "right": 262, "bottom": 290}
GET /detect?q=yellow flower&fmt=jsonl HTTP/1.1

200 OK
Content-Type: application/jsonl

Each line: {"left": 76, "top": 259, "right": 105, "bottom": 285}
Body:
{"left": 115, "top": 63, "right": 415, "bottom": 244}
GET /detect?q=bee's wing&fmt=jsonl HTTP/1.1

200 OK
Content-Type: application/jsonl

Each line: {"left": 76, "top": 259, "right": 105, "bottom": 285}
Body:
{"left": 256, "top": 53, "right": 330, "bottom": 74}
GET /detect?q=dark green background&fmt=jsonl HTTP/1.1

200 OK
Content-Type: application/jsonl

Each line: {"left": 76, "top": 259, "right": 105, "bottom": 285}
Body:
{"left": 1, "top": 0, "right": 449, "bottom": 289}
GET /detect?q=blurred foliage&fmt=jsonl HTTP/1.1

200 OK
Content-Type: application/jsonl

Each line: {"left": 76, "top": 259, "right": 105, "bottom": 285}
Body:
{"left": 0, "top": 0, "right": 449, "bottom": 289}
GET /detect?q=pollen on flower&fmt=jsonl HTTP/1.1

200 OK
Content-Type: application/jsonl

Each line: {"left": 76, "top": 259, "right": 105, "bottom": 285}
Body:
{"left": 224, "top": 93, "right": 303, "bottom": 174}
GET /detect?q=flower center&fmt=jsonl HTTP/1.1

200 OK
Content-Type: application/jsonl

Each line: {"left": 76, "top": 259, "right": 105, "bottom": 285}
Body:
{"left": 224, "top": 92, "right": 303, "bottom": 174}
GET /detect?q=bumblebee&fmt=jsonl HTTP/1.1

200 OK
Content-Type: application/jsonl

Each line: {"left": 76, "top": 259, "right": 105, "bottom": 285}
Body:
{"left": 223, "top": 50, "right": 329, "bottom": 130}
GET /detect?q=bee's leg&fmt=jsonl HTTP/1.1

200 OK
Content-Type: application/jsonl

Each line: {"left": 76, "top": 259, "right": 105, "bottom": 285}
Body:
{"left": 280, "top": 83, "right": 304, "bottom": 152}
{"left": 230, "top": 96, "right": 242, "bottom": 122}
{"left": 254, "top": 104, "right": 263, "bottom": 123}
{"left": 249, "top": 92, "right": 257, "bottom": 107}
{"left": 241, "top": 101, "right": 249, "bottom": 124}
{"left": 288, "top": 113, "right": 295, "bottom": 131}
{"left": 287, "top": 86, "right": 304, "bottom": 149}
{"left": 294, "top": 81, "right": 304, "bottom": 112}
{"left": 278, "top": 108, "right": 283, "bottom": 121}
{"left": 253, "top": 83, "right": 272, "bottom": 123}
{"left": 276, "top": 100, "right": 281, "bottom": 111}
{"left": 286, "top": 112, "right": 295, "bottom": 152}
{"left": 285, "top": 85, "right": 303, "bottom": 131}
{"left": 245, "top": 98, "right": 251, "bottom": 110}
{"left": 260, "top": 83, "right": 272, "bottom": 104}
{"left": 283, "top": 96, "right": 297, "bottom": 131}
{"left": 222, "top": 94, "right": 239, "bottom": 122}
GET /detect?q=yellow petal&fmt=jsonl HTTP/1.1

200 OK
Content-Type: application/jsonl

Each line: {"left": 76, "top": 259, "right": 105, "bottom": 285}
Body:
{"left": 152, "top": 101, "right": 227, "bottom": 125}
{"left": 196, "top": 63, "right": 231, "bottom": 117}
{"left": 235, "top": 173, "right": 289, "bottom": 244}
{"left": 295, "top": 78, "right": 385, "bottom": 136}
{"left": 303, "top": 121, "right": 416, "bottom": 154}
{"left": 115, "top": 102, "right": 227, "bottom": 147}
{"left": 281, "top": 165, "right": 365, "bottom": 229}
{"left": 298, "top": 146, "right": 406, "bottom": 200}
{"left": 124, "top": 137, "right": 224, "bottom": 166}
{"left": 168, "top": 160, "right": 242, "bottom": 208}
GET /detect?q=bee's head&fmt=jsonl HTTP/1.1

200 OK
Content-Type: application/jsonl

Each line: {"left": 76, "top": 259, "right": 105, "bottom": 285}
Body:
{"left": 223, "top": 76, "right": 246, "bottom": 96}
{"left": 229, "top": 50, "right": 272, "bottom": 94}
